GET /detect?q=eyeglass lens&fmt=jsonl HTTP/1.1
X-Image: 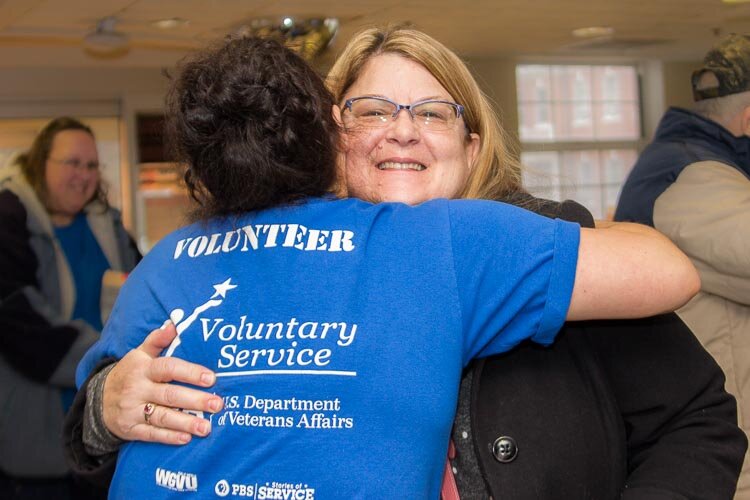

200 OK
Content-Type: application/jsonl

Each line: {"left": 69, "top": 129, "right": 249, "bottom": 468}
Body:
{"left": 50, "top": 158, "right": 101, "bottom": 170}
{"left": 345, "top": 98, "right": 460, "bottom": 130}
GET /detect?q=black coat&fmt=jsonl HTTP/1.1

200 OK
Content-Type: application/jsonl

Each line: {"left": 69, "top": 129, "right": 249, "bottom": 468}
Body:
{"left": 459, "top": 195, "right": 747, "bottom": 499}
{"left": 467, "top": 316, "right": 745, "bottom": 500}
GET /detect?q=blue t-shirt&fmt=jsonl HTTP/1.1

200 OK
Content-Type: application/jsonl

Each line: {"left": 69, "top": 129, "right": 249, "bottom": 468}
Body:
{"left": 55, "top": 212, "right": 110, "bottom": 411}
{"left": 54, "top": 212, "right": 110, "bottom": 331}
{"left": 77, "top": 197, "right": 579, "bottom": 499}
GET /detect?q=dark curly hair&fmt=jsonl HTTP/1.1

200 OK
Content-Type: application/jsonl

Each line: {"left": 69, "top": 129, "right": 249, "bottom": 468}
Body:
{"left": 17, "top": 116, "right": 108, "bottom": 212}
{"left": 166, "top": 36, "right": 340, "bottom": 220}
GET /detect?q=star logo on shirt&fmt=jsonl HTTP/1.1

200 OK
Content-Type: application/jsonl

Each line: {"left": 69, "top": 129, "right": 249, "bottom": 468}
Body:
{"left": 164, "top": 277, "right": 238, "bottom": 358}
{"left": 211, "top": 278, "right": 237, "bottom": 299}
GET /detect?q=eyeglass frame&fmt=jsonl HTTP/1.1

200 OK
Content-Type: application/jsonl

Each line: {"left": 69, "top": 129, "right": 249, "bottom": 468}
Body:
{"left": 341, "top": 96, "right": 467, "bottom": 131}
{"left": 47, "top": 157, "right": 101, "bottom": 171}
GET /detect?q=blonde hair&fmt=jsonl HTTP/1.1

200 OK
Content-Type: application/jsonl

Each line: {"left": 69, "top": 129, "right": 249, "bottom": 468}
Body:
{"left": 326, "top": 26, "right": 523, "bottom": 200}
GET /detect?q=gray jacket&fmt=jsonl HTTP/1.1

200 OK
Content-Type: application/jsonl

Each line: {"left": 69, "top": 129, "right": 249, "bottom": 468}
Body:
{"left": 0, "top": 165, "right": 139, "bottom": 477}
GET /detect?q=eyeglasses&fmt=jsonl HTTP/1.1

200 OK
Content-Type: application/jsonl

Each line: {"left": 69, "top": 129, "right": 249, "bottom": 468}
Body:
{"left": 341, "top": 97, "right": 465, "bottom": 131}
{"left": 48, "top": 157, "right": 101, "bottom": 171}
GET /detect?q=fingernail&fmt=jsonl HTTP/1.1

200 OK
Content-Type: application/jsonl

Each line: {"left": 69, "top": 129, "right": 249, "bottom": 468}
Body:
{"left": 160, "top": 319, "right": 173, "bottom": 330}
{"left": 178, "top": 433, "right": 191, "bottom": 444}
{"left": 198, "top": 420, "right": 211, "bottom": 436}
{"left": 208, "top": 397, "right": 222, "bottom": 413}
{"left": 200, "top": 372, "right": 215, "bottom": 386}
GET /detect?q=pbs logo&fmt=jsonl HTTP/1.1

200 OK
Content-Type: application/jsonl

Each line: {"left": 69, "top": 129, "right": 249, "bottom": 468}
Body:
{"left": 215, "top": 479, "right": 230, "bottom": 497}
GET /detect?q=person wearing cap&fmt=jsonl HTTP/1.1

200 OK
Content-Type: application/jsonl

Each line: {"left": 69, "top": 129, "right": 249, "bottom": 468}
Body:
{"left": 616, "top": 33, "right": 750, "bottom": 496}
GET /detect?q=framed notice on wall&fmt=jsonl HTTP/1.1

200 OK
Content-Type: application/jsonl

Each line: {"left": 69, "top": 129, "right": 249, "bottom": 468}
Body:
{"left": 136, "top": 114, "right": 171, "bottom": 163}
{"left": 135, "top": 113, "right": 192, "bottom": 251}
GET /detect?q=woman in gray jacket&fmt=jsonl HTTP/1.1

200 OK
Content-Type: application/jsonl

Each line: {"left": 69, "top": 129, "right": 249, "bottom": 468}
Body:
{"left": 0, "top": 117, "right": 140, "bottom": 499}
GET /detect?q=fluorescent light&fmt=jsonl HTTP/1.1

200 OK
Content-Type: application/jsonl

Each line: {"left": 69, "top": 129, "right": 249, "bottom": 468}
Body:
{"left": 152, "top": 17, "right": 189, "bottom": 29}
{"left": 572, "top": 26, "right": 615, "bottom": 38}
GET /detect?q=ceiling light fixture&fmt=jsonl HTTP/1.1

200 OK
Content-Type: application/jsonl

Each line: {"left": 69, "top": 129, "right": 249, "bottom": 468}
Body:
{"left": 572, "top": 26, "right": 615, "bottom": 38}
{"left": 231, "top": 17, "right": 339, "bottom": 61}
{"left": 152, "top": 17, "right": 189, "bottom": 30}
{"left": 84, "top": 16, "right": 129, "bottom": 53}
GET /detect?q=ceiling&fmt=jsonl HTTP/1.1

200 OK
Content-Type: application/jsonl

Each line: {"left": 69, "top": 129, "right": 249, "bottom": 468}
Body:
{"left": 1, "top": 0, "right": 750, "bottom": 69}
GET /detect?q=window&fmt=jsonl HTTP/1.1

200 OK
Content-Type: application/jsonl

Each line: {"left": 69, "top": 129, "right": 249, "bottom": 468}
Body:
{"left": 516, "top": 64, "right": 641, "bottom": 219}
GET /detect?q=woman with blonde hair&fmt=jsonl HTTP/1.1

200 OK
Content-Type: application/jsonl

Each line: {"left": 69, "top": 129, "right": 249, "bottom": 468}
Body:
{"left": 326, "top": 26, "right": 520, "bottom": 203}
{"left": 66, "top": 29, "right": 741, "bottom": 499}
{"left": 324, "top": 26, "right": 744, "bottom": 499}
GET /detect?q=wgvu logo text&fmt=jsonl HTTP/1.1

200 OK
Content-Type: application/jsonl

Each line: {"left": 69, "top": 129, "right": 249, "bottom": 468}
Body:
{"left": 155, "top": 467, "right": 198, "bottom": 492}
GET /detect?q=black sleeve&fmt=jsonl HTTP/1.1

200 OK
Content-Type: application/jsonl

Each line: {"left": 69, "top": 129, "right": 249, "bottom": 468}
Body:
{"left": 501, "top": 191, "right": 594, "bottom": 228}
{"left": 128, "top": 234, "right": 143, "bottom": 265}
{"left": 0, "top": 190, "right": 83, "bottom": 382}
{"left": 63, "top": 358, "right": 118, "bottom": 487}
{"left": 584, "top": 314, "right": 747, "bottom": 500}
{"left": 557, "top": 199, "right": 594, "bottom": 228}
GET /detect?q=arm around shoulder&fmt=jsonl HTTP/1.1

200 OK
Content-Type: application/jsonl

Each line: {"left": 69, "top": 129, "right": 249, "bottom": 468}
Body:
{"left": 566, "top": 221, "right": 700, "bottom": 321}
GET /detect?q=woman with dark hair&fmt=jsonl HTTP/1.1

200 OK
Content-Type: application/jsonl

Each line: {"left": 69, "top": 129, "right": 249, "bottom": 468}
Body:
{"left": 0, "top": 117, "right": 140, "bottom": 499}
{"left": 70, "top": 35, "right": 700, "bottom": 498}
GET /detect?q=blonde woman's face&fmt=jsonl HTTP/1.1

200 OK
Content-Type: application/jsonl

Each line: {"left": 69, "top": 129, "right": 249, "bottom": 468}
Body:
{"left": 337, "top": 54, "right": 479, "bottom": 205}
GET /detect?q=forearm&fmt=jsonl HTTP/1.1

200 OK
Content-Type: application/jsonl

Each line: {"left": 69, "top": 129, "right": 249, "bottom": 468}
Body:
{"left": 84, "top": 363, "right": 124, "bottom": 456}
{"left": 63, "top": 358, "right": 119, "bottom": 487}
{"left": 595, "top": 219, "right": 663, "bottom": 234}
{"left": 568, "top": 223, "right": 700, "bottom": 320}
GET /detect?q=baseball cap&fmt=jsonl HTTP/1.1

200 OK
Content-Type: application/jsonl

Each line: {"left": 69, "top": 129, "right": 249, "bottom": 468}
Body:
{"left": 692, "top": 34, "right": 750, "bottom": 101}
